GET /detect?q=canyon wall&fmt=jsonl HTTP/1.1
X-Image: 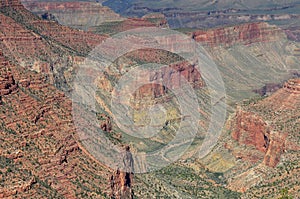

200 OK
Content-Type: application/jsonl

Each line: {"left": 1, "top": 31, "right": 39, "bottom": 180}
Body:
{"left": 192, "top": 22, "right": 285, "bottom": 47}
{"left": 0, "top": 50, "right": 114, "bottom": 198}
{"left": 224, "top": 78, "right": 300, "bottom": 194}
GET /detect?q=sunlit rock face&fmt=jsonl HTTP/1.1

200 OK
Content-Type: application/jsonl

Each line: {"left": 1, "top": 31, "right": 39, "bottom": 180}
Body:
{"left": 218, "top": 78, "right": 300, "bottom": 194}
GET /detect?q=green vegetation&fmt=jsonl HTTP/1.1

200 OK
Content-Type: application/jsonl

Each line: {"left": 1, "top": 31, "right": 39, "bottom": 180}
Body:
{"left": 278, "top": 188, "right": 293, "bottom": 199}
{"left": 133, "top": 164, "right": 241, "bottom": 198}
{"left": 92, "top": 21, "right": 123, "bottom": 35}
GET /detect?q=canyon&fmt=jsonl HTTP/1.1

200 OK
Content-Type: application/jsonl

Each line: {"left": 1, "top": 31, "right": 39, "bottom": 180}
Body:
{"left": 0, "top": 50, "right": 112, "bottom": 198}
{"left": 0, "top": 0, "right": 299, "bottom": 198}
{"left": 202, "top": 78, "right": 300, "bottom": 197}
{"left": 192, "top": 22, "right": 284, "bottom": 47}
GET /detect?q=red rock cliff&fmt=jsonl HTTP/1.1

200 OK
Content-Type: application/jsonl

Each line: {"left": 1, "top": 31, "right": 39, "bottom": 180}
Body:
{"left": 192, "top": 22, "right": 285, "bottom": 47}
{"left": 229, "top": 78, "right": 300, "bottom": 167}
{"left": 232, "top": 109, "right": 270, "bottom": 153}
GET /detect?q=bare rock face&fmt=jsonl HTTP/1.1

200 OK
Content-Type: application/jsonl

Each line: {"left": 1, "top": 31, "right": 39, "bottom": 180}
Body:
{"left": 230, "top": 109, "right": 288, "bottom": 167}
{"left": 110, "top": 146, "right": 134, "bottom": 199}
{"left": 97, "top": 48, "right": 204, "bottom": 105}
{"left": 283, "top": 78, "right": 300, "bottom": 93}
{"left": 132, "top": 61, "right": 203, "bottom": 100}
{"left": 232, "top": 109, "right": 270, "bottom": 153}
{"left": 99, "top": 114, "right": 112, "bottom": 133}
{"left": 224, "top": 79, "right": 300, "bottom": 194}
{"left": 0, "top": 54, "right": 18, "bottom": 96}
{"left": 263, "top": 131, "right": 287, "bottom": 167}
{"left": 192, "top": 22, "right": 285, "bottom": 47}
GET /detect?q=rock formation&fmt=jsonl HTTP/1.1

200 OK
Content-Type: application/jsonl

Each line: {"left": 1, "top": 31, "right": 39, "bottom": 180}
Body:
{"left": 0, "top": 0, "right": 299, "bottom": 198}
{"left": 0, "top": 50, "right": 113, "bottom": 198}
{"left": 222, "top": 78, "right": 300, "bottom": 194}
{"left": 0, "top": 0, "right": 108, "bottom": 92}
{"left": 0, "top": 56, "right": 18, "bottom": 96}
{"left": 283, "top": 78, "right": 300, "bottom": 93}
{"left": 131, "top": 61, "right": 203, "bottom": 100}
{"left": 142, "top": 13, "right": 169, "bottom": 28}
{"left": 192, "top": 22, "right": 285, "bottom": 47}
{"left": 99, "top": 114, "right": 112, "bottom": 133}
{"left": 114, "top": 18, "right": 157, "bottom": 33}
{"left": 231, "top": 109, "right": 270, "bottom": 153}
{"left": 230, "top": 109, "right": 288, "bottom": 167}
{"left": 110, "top": 146, "right": 134, "bottom": 199}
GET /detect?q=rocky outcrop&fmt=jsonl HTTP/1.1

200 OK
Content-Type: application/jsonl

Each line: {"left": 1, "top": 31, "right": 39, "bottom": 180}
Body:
{"left": 99, "top": 114, "right": 112, "bottom": 133}
{"left": 263, "top": 131, "right": 287, "bottom": 167}
{"left": 225, "top": 79, "right": 299, "bottom": 194}
{"left": 0, "top": 56, "right": 18, "bottom": 96}
{"left": 232, "top": 109, "right": 270, "bottom": 153}
{"left": 283, "top": 78, "right": 300, "bottom": 93}
{"left": 110, "top": 146, "right": 134, "bottom": 199}
{"left": 228, "top": 78, "right": 300, "bottom": 168}
{"left": 230, "top": 109, "right": 288, "bottom": 167}
{"left": 131, "top": 62, "right": 203, "bottom": 100}
{"left": 192, "top": 22, "right": 285, "bottom": 47}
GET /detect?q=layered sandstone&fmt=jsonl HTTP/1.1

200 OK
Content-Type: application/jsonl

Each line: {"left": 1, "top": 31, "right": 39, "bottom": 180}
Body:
{"left": 116, "top": 18, "right": 157, "bottom": 32}
{"left": 0, "top": 52, "right": 112, "bottom": 198}
{"left": 230, "top": 109, "right": 288, "bottom": 167}
{"left": 230, "top": 77, "right": 300, "bottom": 167}
{"left": 231, "top": 110, "right": 270, "bottom": 153}
{"left": 132, "top": 61, "right": 203, "bottom": 100}
{"left": 0, "top": 55, "right": 18, "bottom": 96}
{"left": 0, "top": 0, "right": 107, "bottom": 91}
{"left": 225, "top": 79, "right": 300, "bottom": 194}
{"left": 0, "top": 0, "right": 107, "bottom": 57}
{"left": 283, "top": 78, "right": 300, "bottom": 93}
{"left": 20, "top": 0, "right": 165, "bottom": 35}
{"left": 97, "top": 49, "right": 204, "bottom": 107}
{"left": 192, "top": 22, "right": 285, "bottom": 47}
